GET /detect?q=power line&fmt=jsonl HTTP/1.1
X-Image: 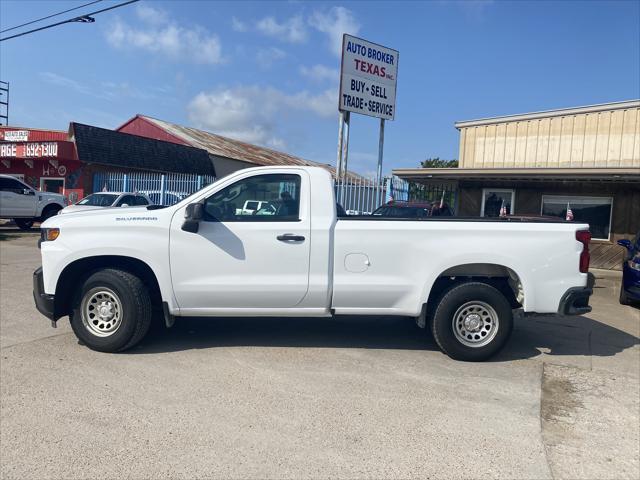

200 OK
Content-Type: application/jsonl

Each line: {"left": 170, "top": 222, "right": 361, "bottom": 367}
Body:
{"left": 0, "top": 0, "right": 103, "bottom": 34}
{"left": 0, "top": 0, "right": 139, "bottom": 42}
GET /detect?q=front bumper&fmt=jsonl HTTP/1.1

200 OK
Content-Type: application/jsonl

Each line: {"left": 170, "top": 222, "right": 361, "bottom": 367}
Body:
{"left": 33, "top": 267, "right": 56, "bottom": 321}
{"left": 557, "top": 272, "right": 595, "bottom": 315}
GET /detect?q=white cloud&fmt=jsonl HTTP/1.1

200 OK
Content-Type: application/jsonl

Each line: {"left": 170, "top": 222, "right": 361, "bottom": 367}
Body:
{"left": 256, "top": 47, "right": 287, "bottom": 68}
{"left": 256, "top": 15, "right": 307, "bottom": 43}
{"left": 106, "top": 5, "right": 223, "bottom": 65}
{"left": 300, "top": 64, "right": 340, "bottom": 83}
{"left": 40, "top": 72, "right": 158, "bottom": 101}
{"left": 231, "top": 16, "right": 248, "bottom": 32}
{"left": 309, "top": 7, "right": 360, "bottom": 57}
{"left": 40, "top": 72, "right": 93, "bottom": 96}
{"left": 187, "top": 86, "right": 336, "bottom": 148}
{"left": 135, "top": 3, "right": 168, "bottom": 25}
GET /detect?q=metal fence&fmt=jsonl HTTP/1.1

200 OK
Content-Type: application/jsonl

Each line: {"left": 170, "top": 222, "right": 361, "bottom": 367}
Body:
{"left": 93, "top": 171, "right": 454, "bottom": 213}
{"left": 93, "top": 172, "right": 216, "bottom": 205}
{"left": 334, "top": 176, "right": 411, "bottom": 214}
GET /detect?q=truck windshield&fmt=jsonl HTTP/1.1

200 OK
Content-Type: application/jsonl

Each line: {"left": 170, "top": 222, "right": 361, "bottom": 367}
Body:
{"left": 77, "top": 194, "right": 119, "bottom": 206}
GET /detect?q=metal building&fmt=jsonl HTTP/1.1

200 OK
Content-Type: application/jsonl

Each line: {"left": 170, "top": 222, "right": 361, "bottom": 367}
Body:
{"left": 394, "top": 100, "right": 640, "bottom": 270}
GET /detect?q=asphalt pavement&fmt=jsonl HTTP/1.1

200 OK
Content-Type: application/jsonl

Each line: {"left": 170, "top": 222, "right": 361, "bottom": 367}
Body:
{"left": 1, "top": 228, "right": 638, "bottom": 479}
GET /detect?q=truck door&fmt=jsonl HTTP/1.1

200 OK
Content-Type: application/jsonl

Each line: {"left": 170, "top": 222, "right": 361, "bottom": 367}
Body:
{"left": 169, "top": 171, "right": 311, "bottom": 310}
{"left": 0, "top": 177, "right": 37, "bottom": 217}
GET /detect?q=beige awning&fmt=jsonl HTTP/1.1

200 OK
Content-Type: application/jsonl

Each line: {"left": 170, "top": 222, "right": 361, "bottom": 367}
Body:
{"left": 393, "top": 167, "right": 640, "bottom": 183}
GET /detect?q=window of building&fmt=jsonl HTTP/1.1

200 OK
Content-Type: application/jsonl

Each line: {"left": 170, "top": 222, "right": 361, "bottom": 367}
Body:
{"left": 481, "top": 189, "right": 515, "bottom": 217}
{"left": 40, "top": 177, "right": 64, "bottom": 194}
{"left": 204, "top": 174, "right": 301, "bottom": 222}
{"left": 541, "top": 195, "right": 613, "bottom": 240}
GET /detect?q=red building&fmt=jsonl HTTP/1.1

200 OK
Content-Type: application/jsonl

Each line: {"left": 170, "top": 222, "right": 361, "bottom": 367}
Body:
{"left": 0, "top": 127, "right": 82, "bottom": 199}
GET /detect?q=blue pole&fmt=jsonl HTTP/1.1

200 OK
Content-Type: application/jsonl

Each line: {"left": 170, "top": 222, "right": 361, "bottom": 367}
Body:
{"left": 160, "top": 175, "right": 166, "bottom": 205}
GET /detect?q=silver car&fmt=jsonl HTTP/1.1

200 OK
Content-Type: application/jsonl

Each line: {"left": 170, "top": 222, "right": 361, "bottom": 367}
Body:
{"left": 60, "top": 192, "right": 152, "bottom": 214}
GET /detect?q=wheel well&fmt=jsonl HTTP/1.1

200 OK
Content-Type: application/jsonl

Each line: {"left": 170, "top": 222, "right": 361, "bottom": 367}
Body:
{"left": 425, "top": 263, "right": 524, "bottom": 316}
{"left": 54, "top": 256, "right": 162, "bottom": 319}
{"left": 42, "top": 203, "right": 62, "bottom": 213}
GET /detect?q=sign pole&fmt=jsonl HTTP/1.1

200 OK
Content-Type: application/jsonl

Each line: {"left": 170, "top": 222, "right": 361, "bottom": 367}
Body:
{"left": 376, "top": 118, "right": 385, "bottom": 205}
{"left": 336, "top": 111, "right": 345, "bottom": 180}
{"left": 342, "top": 111, "right": 351, "bottom": 178}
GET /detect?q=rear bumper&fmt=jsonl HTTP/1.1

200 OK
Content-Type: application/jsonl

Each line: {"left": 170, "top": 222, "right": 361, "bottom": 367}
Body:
{"left": 557, "top": 273, "right": 595, "bottom": 315}
{"left": 33, "top": 267, "right": 56, "bottom": 321}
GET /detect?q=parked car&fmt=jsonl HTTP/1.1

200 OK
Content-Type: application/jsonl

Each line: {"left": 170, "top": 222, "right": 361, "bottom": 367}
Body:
{"left": 236, "top": 200, "right": 273, "bottom": 216}
{"left": 618, "top": 232, "right": 640, "bottom": 306}
{"left": 0, "top": 174, "right": 66, "bottom": 230}
{"left": 372, "top": 201, "right": 448, "bottom": 218}
{"left": 144, "top": 191, "right": 188, "bottom": 206}
{"left": 34, "top": 166, "right": 594, "bottom": 361}
{"left": 60, "top": 192, "right": 151, "bottom": 214}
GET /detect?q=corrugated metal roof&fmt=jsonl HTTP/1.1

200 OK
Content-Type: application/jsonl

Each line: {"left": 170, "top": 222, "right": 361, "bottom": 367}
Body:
{"left": 455, "top": 100, "right": 640, "bottom": 128}
{"left": 139, "top": 115, "right": 361, "bottom": 180}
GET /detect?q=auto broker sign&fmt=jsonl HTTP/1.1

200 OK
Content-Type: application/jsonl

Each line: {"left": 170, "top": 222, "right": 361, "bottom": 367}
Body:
{"left": 339, "top": 34, "right": 399, "bottom": 120}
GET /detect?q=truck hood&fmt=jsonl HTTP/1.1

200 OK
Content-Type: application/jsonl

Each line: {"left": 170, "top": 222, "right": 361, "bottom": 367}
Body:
{"left": 60, "top": 204, "right": 115, "bottom": 214}
{"left": 42, "top": 206, "right": 155, "bottom": 227}
{"left": 38, "top": 191, "right": 66, "bottom": 202}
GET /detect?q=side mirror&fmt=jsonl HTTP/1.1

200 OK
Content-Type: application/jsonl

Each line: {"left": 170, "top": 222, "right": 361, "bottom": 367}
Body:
{"left": 182, "top": 203, "right": 204, "bottom": 233}
{"left": 120, "top": 203, "right": 129, "bottom": 207}
{"left": 617, "top": 239, "right": 633, "bottom": 251}
{"left": 23, "top": 189, "right": 35, "bottom": 195}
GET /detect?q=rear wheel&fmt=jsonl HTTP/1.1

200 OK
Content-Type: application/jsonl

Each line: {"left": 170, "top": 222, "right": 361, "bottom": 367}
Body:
{"left": 70, "top": 269, "right": 153, "bottom": 352}
{"left": 14, "top": 218, "right": 35, "bottom": 230}
{"left": 430, "top": 281, "right": 513, "bottom": 361}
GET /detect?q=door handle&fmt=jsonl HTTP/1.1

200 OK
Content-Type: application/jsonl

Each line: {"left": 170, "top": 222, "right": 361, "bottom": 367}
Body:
{"left": 277, "top": 234, "right": 305, "bottom": 242}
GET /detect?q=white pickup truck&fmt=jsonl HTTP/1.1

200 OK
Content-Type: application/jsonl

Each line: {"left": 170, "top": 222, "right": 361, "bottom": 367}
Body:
{"left": 0, "top": 174, "right": 66, "bottom": 229}
{"left": 33, "top": 166, "right": 594, "bottom": 361}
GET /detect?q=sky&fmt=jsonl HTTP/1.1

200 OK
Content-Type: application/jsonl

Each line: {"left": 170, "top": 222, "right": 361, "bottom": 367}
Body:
{"left": 1, "top": 0, "right": 639, "bottom": 176}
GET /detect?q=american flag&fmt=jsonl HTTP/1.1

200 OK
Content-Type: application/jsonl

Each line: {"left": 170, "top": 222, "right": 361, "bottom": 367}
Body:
{"left": 499, "top": 200, "right": 507, "bottom": 217}
{"left": 566, "top": 203, "right": 574, "bottom": 221}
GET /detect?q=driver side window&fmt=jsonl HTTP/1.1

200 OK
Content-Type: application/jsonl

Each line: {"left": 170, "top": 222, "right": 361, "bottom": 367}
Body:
{"left": 204, "top": 174, "right": 301, "bottom": 222}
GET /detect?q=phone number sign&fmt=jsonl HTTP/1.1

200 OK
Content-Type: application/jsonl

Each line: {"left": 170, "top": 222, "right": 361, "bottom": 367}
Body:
{"left": 339, "top": 34, "right": 399, "bottom": 120}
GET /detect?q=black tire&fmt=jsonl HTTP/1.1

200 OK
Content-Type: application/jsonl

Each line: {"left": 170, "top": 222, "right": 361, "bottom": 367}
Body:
{"left": 40, "top": 205, "right": 61, "bottom": 222}
{"left": 70, "top": 269, "right": 153, "bottom": 352}
{"left": 619, "top": 282, "right": 630, "bottom": 306}
{"left": 430, "top": 281, "right": 513, "bottom": 361}
{"left": 14, "top": 218, "right": 34, "bottom": 230}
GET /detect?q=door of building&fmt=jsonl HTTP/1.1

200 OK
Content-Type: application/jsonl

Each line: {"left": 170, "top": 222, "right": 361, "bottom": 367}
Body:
{"left": 40, "top": 177, "right": 65, "bottom": 194}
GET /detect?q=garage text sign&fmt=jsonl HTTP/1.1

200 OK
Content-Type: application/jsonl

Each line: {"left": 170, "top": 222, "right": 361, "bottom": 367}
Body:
{"left": 0, "top": 130, "right": 29, "bottom": 142}
{"left": 339, "top": 34, "right": 399, "bottom": 120}
{"left": 0, "top": 142, "right": 59, "bottom": 158}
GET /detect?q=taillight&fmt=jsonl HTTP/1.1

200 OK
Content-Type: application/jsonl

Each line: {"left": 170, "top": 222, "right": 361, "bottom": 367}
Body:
{"left": 576, "top": 230, "right": 591, "bottom": 273}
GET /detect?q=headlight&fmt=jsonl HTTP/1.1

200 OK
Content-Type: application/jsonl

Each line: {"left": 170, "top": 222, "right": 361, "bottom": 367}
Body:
{"left": 41, "top": 228, "right": 60, "bottom": 242}
{"left": 629, "top": 256, "right": 640, "bottom": 271}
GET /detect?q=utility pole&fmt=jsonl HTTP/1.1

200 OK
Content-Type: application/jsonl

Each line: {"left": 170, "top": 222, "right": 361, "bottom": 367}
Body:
{"left": 0, "top": 81, "right": 8, "bottom": 125}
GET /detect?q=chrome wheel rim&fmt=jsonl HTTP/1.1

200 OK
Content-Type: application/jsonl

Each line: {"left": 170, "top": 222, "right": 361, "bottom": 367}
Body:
{"left": 81, "top": 288, "right": 122, "bottom": 337}
{"left": 452, "top": 301, "right": 499, "bottom": 348}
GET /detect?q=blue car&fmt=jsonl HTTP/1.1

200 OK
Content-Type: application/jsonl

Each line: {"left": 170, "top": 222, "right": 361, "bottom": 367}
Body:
{"left": 618, "top": 232, "right": 640, "bottom": 306}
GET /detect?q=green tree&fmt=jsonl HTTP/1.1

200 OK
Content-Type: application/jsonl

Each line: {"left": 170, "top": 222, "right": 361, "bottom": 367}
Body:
{"left": 420, "top": 157, "right": 458, "bottom": 168}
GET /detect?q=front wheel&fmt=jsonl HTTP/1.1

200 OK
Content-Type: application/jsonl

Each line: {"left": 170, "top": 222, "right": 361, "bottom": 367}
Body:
{"left": 430, "top": 281, "right": 513, "bottom": 361}
{"left": 40, "top": 206, "right": 61, "bottom": 222}
{"left": 14, "top": 218, "right": 35, "bottom": 230}
{"left": 70, "top": 269, "right": 153, "bottom": 352}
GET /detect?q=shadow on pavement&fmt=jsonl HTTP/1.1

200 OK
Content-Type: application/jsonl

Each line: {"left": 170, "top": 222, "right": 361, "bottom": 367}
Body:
{"left": 129, "top": 312, "right": 639, "bottom": 361}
